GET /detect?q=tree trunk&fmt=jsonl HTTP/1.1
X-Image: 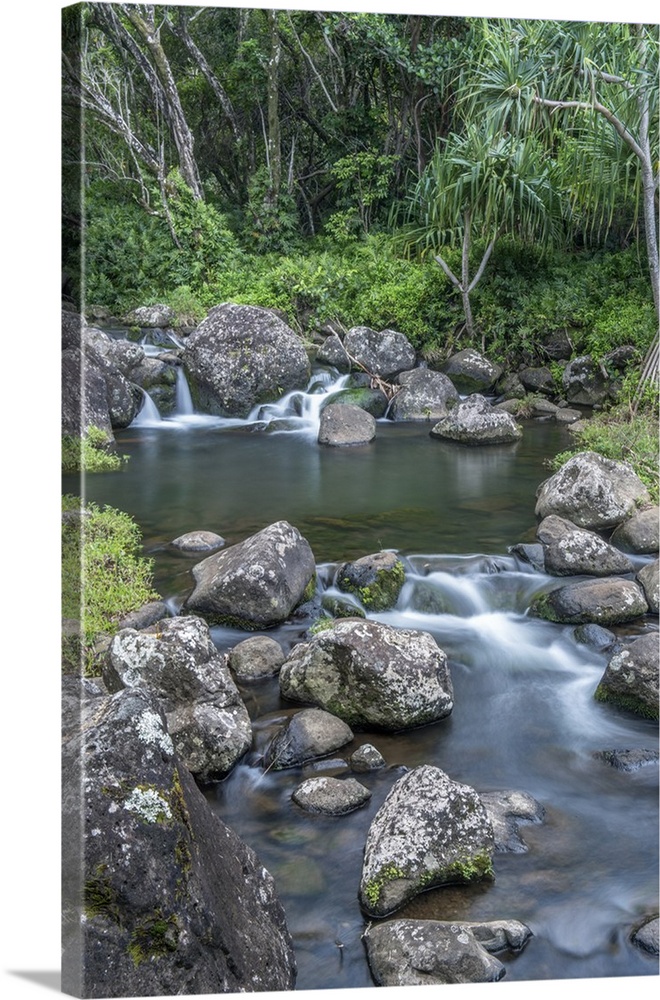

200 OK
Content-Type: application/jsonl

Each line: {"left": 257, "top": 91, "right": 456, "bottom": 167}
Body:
{"left": 266, "top": 9, "right": 282, "bottom": 209}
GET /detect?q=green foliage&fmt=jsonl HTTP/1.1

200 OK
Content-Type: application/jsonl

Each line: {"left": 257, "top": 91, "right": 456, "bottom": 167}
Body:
{"left": 62, "top": 427, "right": 126, "bottom": 474}
{"left": 61, "top": 496, "right": 159, "bottom": 673}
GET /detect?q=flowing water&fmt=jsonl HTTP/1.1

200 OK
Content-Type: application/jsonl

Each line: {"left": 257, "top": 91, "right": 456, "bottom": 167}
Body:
{"left": 65, "top": 362, "right": 659, "bottom": 990}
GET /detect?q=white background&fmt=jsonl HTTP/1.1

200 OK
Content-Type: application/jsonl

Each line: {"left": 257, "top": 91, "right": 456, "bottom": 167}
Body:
{"left": 1, "top": 2, "right": 656, "bottom": 998}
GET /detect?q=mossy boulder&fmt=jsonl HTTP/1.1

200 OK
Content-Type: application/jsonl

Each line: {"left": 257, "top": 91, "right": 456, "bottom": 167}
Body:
{"left": 359, "top": 765, "right": 495, "bottom": 917}
{"left": 595, "top": 633, "right": 659, "bottom": 719}
{"left": 321, "top": 386, "right": 388, "bottom": 417}
{"left": 336, "top": 550, "right": 405, "bottom": 611}
{"left": 529, "top": 578, "right": 648, "bottom": 626}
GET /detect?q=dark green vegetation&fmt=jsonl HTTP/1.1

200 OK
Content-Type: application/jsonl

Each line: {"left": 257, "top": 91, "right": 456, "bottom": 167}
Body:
{"left": 62, "top": 426, "right": 126, "bottom": 474}
{"left": 61, "top": 496, "right": 159, "bottom": 672}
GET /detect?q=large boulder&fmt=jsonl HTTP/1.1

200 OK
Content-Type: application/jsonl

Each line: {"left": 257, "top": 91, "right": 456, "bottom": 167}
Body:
{"left": 537, "top": 515, "right": 634, "bottom": 576}
{"left": 595, "top": 632, "right": 659, "bottom": 720}
{"left": 315, "top": 332, "right": 350, "bottom": 371}
{"left": 388, "top": 369, "right": 459, "bottom": 421}
{"left": 102, "top": 616, "right": 252, "bottom": 781}
{"left": 343, "top": 326, "right": 416, "bottom": 378}
{"left": 358, "top": 765, "right": 494, "bottom": 917}
{"left": 637, "top": 559, "right": 659, "bottom": 613}
{"left": 62, "top": 680, "right": 296, "bottom": 998}
{"left": 62, "top": 347, "right": 113, "bottom": 437}
{"left": 183, "top": 521, "right": 316, "bottom": 629}
{"left": 335, "top": 550, "right": 405, "bottom": 610}
{"left": 85, "top": 327, "right": 146, "bottom": 377}
{"left": 530, "top": 577, "right": 648, "bottom": 626}
{"left": 440, "top": 349, "right": 502, "bottom": 394}
{"left": 182, "top": 303, "right": 311, "bottom": 417}
{"left": 535, "top": 452, "right": 650, "bottom": 530}
{"left": 318, "top": 402, "right": 376, "bottom": 446}
{"left": 611, "top": 507, "right": 660, "bottom": 554}
{"left": 363, "top": 918, "right": 532, "bottom": 986}
{"left": 262, "top": 708, "right": 354, "bottom": 770}
{"left": 562, "top": 354, "right": 610, "bottom": 405}
{"left": 124, "top": 303, "right": 176, "bottom": 328}
{"left": 429, "top": 394, "right": 522, "bottom": 446}
{"left": 279, "top": 618, "right": 453, "bottom": 731}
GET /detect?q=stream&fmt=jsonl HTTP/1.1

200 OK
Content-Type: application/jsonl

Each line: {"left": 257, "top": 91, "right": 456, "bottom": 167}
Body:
{"left": 64, "top": 360, "right": 659, "bottom": 990}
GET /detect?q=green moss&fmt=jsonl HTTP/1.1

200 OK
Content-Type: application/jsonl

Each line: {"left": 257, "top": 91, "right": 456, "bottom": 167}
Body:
{"left": 528, "top": 593, "right": 560, "bottom": 623}
{"left": 128, "top": 911, "right": 179, "bottom": 966}
{"left": 62, "top": 495, "right": 159, "bottom": 674}
{"left": 340, "top": 559, "right": 405, "bottom": 612}
{"left": 62, "top": 426, "right": 127, "bottom": 474}
{"left": 363, "top": 864, "right": 406, "bottom": 908}
{"left": 594, "top": 684, "right": 659, "bottom": 721}
{"left": 309, "top": 615, "right": 336, "bottom": 635}
{"left": 441, "top": 851, "right": 495, "bottom": 883}
{"left": 84, "top": 866, "right": 120, "bottom": 923}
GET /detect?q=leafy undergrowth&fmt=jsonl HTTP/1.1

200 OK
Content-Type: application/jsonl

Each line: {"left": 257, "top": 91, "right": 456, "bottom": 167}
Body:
{"left": 62, "top": 426, "right": 127, "bottom": 474}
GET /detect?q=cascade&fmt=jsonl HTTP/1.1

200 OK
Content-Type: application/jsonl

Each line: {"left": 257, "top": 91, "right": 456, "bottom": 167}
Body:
{"left": 174, "top": 366, "right": 194, "bottom": 416}
{"left": 131, "top": 388, "right": 162, "bottom": 426}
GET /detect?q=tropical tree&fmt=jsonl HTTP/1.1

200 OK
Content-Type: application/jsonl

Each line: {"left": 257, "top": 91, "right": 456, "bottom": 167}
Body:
{"left": 407, "top": 123, "right": 563, "bottom": 347}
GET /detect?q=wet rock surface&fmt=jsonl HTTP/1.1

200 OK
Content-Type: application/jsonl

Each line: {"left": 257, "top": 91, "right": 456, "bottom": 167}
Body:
{"left": 292, "top": 775, "right": 372, "bottom": 814}
{"left": 529, "top": 577, "right": 648, "bottom": 626}
{"left": 595, "top": 632, "right": 659, "bottom": 719}
{"left": 263, "top": 708, "right": 354, "bottom": 770}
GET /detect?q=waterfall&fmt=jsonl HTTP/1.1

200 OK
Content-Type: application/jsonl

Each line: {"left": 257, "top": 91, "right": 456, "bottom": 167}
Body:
{"left": 174, "top": 366, "right": 194, "bottom": 416}
{"left": 131, "top": 388, "right": 162, "bottom": 426}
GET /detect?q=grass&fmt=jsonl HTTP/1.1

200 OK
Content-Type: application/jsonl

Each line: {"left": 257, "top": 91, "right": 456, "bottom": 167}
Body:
{"left": 62, "top": 426, "right": 127, "bottom": 474}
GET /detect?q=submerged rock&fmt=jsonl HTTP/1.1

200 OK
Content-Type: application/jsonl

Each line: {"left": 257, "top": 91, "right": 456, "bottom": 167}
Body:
{"left": 537, "top": 515, "right": 634, "bottom": 577}
{"left": 318, "top": 402, "right": 376, "bottom": 446}
{"left": 535, "top": 451, "right": 650, "bottom": 530}
{"left": 183, "top": 303, "right": 310, "bottom": 417}
{"left": 61, "top": 682, "right": 296, "bottom": 998}
{"left": 322, "top": 386, "right": 388, "bottom": 417}
{"left": 359, "top": 765, "right": 495, "bottom": 917}
{"left": 480, "top": 790, "right": 546, "bottom": 853}
{"left": 529, "top": 578, "right": 648, "bottom": 626}
{"left": 429, "top": 394, "right": 522, "bottom": 446}
{"left": 350, "top": 743, "right": 386, "bottom": 772}
{"left": 103, "top": 615, "right": 252, "bottom": 781}
{"left": 336, "top": 550, "right": 405, "bottom": 610}
{"left": 279, "top": 619, "right": 453, "bottom": 731}
{"left": 292, "top": 775, "right": 371, "bottom": 815}
{"left": 573, "top": 623, "right": 619, "bottom": 652}
{"left": 595, "top": 632, "right": 659, "bottom": 720}
{"left": 363, "top": 918, "right": 532, "bottom": 986}
{"left": 183, "top": 520, "right": 316, "bottom": 629}
{"left": 344, "top": 325, "right": 416, "bottom": 379}
{"left": 592, "top": 748, "right": 659, "bottom": 771}
{"left": 440, "top": 348, "right": 502, "bottom": 394}
{"left": 262, "top": 708, "right": 354, "bottom": 770}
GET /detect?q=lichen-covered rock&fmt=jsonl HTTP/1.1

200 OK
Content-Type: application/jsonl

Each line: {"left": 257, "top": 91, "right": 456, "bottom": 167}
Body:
{"left": 388, "top": 369, "right": 459, "bottom": 421}
{"left": 103, "top": 616, "right": 252, "bottom": 781}
{"left": 262, "top": 708, "right": 354, "bottom": 770}
{"left": 292, "top": 775, "right": 371, "bottom": 815}
{"left": 85, "top": 327, "right": 146, "bottom": 376}
{"left": 61, "top": 681, "right": 296, "bottom": 999}
{"left": 228, "top": 635, "right": 285, "bottom": 680}
{"left": 562, "top": 354, "right": 610, "bottom": 405}
{"left": 363, "top": 918, "right": 532, "bottom": 986}
{"left": 183, "top": 520, "right": 316, "bottom": 629}
{"left": 537, "top": 515, "right": 634, "bottom": 577}
{"left": 359, "top": 765, "right": 494, "bottom": 917}
{"left": 182, "top": 303, "right": 310, "bottom": 417}
{"left": 479, "top": 790, "right": 546, "bottom": 853}
{"left": 336, "top": 550, "right": 405, "bottom": 610}
{"left": 124, "top": 303, "right": 176, "bottom": 328}
{"left": 343, "top": 326, "right": 416, "bottom": 378}
{"left": 595, "top": 633, "right": 659, "bottom": 720}
{"left": 440, "top": 348, "right": 502, "bottom": 394}
{"left": 350, "top": 743, "right": 386, "bottom": 772}
{"left": 535, "top": 452, "right": 650, "bottom": 530}
{"left": 322, "top": 386, "right": 389, "bottom": 417}
{"left": 637, "top": 559, "right": 659, "bottom": 614}
{"left": 429, "top": 394, "right": 522, "bottom": 446}
{"left": 315, "top": 332, "right": 350, "bottom": 370}
{"left": 529, "top": 578, "right": 648, "bottom": 626}
{"left": 279, "top": 619, "right": 453, "bottom": 731}
{"left": 171, "top": 530, "right": 225, "bottom": 552}
{"left": 611, "top": 507, "right": 660, "bottom": 554}
{"left": 318, "top": 402, "right": 376, "bottom": 446}
{"left": 62, "top": 344, "right": 138, "bottom": 437}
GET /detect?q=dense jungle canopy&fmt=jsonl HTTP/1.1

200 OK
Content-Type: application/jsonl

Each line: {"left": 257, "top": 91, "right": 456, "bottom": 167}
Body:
{"left": 62, "top": 4, "right": 659, "bottom": 366}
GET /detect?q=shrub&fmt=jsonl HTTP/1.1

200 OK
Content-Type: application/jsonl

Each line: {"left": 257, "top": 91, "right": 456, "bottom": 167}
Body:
{"left": 62, "top": 427, "right": 126, "bottom": 474}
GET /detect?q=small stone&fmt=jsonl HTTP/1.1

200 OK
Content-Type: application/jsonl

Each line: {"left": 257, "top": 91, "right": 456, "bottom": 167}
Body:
{"left": 350, "top": 744, "right": 386, "bottom": 772}
{"left": 228, "top": 636, "right": 285, "bottom": 680}
{"left": 292, "top": 776, "right": 371, "bottom": 815}
{"left": 171, "top": 530, "right": 225, "bottom": 552}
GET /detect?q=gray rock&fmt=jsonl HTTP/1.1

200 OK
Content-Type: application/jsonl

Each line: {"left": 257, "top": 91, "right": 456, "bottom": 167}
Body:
{"left": 440, "top": 349, "right": 502, "bottom": 394}
{"left": 184, "top": 520, "right": 316, "bottom": 629}
{"left": 479, "top": 790, "right": 545, "bottom": 853}
{"left": 62, "top": 308, "right": 83, "bottom": 350}
{"left": 344, "top": 326, "right": 416, "bottom": 379}
{"left": 85, "top": 328, "right": 146, "bottom": 376}
{"left": 318, "top": 402, "right": 376, "bottom": 446}
{"left": 535, "top": 451, "right": 650, "bottom": 530}
{"left": 508, "top": 543, "right": 546, "bottom": 572}
{"left": 595, "top": 633, "right": 659, "bottom": 720}
{"left": 611, "top": 507, "right": 659, "bottom": 554}
{"left": 592, "top": 748, "right": 659, "bottom": 771}
{"left": 388, "top": 369, "right": 459, "bottom": 421}
{"left": 117, "top": 601, "right": 170, "bottom": 631}
{"left": 336, "top": 550, "right": 405, "bottom": 610}
{"left": 529, "top": 397, "right": 559, "bottom": 417}
{"left": 315, "top": 332, "right": 350, "bottom": 370}
{"left": 540, "top": 329, "right": 573, "bottom": 360}
{"left": 359, "top": 765, "right": 494, "bottom": 917}
{"left": 537, "top": 515, "right": 634, "bottom": 576}
{"left": 61, "top": 345, "right": 134, "bottom": 438}
{"left": 637, "top": 559, "right": 659, "bottom": 613}
{"left": 263, "top": 708, "right": 353, "bottom": 770}
{"left": 320, "top": 594, "right": 366, "bottom": 619}
{"left": 102, "top": 616, "right": 252, "bottom": 781}
{"left": 430, "top": 394, "right": 522, "bottom": 445}
{"left": 279, "top": 619, "right": 453, "bottom": 731}
{"left": 350, "top": 743, "right": 386, "bottom": 772}
{"left": 529, "top": 577, "right": 648, "bottom": 626}
{"left": 61, "top": 683, "right": 295, "bottom": 999}
{"left": 171, "top": 530, "right": 225, "bottom": 552}
{"left": 322, "top": 386, "right": 388, "bottom": 417}
{"left": 495, "top": 372, "right": 526, "bottom": 400}
{"left": 631, "top": 916, "right": 659, "bottom": 955}
{"left": 183, "top": 303, "right": 310, "bottom": 417}
{"left": 292, "top": 775, "right": 371, "bottom": 815}
{"left": 124, "top": 303, "right": 176, "bottom": 327}
{"left": 573, "top": 623, "right": 618, "bottom": 651}
{"left": 363, "top": 918, "right": 532, "bottom": 986}
{"left": 604, "top": 344, "right": 639, "bottom": 372}
{"left": 228, "top": 635, "right": 285, "bottom": 680}
{"left": 518, "top": 366, "right": 555, "bottom": 395}
{"left": 554, "top": 407, "right": 583, "bottom": 424}
{"left": 562, "top": 354, "right": 610, "bottom": 405}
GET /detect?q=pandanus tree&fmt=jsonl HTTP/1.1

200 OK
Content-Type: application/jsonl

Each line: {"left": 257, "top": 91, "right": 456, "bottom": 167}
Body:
{"left": 409, "top": 123, "right": 563, "bottom": 349}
